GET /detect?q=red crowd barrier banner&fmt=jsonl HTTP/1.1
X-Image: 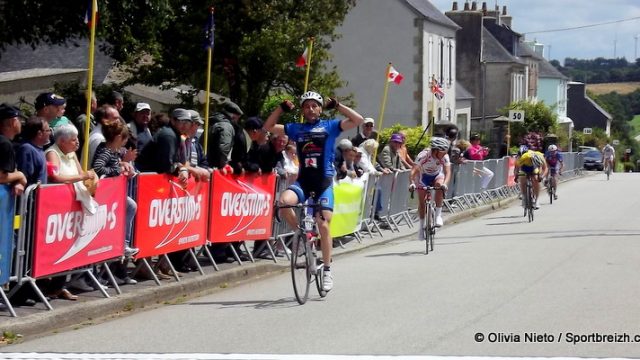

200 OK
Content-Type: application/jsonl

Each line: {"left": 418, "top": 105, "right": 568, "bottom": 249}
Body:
{"left": 507, "top": 156, "right": 516, "bottom": 186}
{"left": 209, "top": 171, "right": 276, "bottom": 243}
{"left": 32, "top": 177, "right": 126, "bottom": 278}
{"left": 134, "top": 174, "right": 209, "bottom": 258}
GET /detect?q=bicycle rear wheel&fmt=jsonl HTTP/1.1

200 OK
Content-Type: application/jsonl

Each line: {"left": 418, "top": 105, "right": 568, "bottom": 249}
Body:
{"left": 291, "top": 233, "right": 310, "bottom": 304}
{"left": 527, "top": 180, "right": 534, "bottom": 223}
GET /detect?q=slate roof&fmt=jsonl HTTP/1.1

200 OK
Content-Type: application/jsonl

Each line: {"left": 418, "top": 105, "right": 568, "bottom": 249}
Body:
{"left": 0, "top": 39, "right": 113, "bottom": 84}
{"left": 538, "top": 60, "right": 568, "bottom": 79}
{"left": 405, "top": 0, "right": 461, "bottom": 30}
{"left": 482, "top": 28, "right": 524, "bottom": 64}
{"left": 456, "top": 83, "right": 474, "bottom": 100}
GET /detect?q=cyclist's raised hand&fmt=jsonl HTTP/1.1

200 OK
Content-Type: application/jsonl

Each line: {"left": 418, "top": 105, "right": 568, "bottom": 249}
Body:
{"left": 280, "top": 100, "right": 295, "bottom": 112}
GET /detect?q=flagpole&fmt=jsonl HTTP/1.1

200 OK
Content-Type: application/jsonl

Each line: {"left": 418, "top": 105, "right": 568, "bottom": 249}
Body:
{"left": 299, "top": 37, "right": 314, "bottom": 123}
{"left": 82, "top": 0, "right": 98, "bottom": 171}
{"left": 373, "top": 63, "right": 392, "bottom": 163}
{"left": 429, "top": 75, "right": 435, "bottom": 138}
{"left": 203, "top": 6, "right": 214, "bottom": 155}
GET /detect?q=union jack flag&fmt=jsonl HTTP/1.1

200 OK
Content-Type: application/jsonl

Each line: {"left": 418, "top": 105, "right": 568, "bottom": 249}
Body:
{"left": 431, "top": 78, "right": 444, "bottom": 100}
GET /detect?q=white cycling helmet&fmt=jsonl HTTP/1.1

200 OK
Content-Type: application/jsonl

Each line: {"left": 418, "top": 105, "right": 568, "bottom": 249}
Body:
{"left": 300, "top": 91, "right": 323, "bottom": 107}
{"left": 531, "top": 153, "right": 544, "bottom": 167}
{"left": 548, "top": 144, "right": 558, "bottom": 152}
{"left": 430, "top": 136, "right": 450, "bottom": 151}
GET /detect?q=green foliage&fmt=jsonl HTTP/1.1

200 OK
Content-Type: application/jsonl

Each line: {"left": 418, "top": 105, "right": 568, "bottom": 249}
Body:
{"left": 501, "top": 100, "right": 557, "bottom": 145}
{"left": 378, "top": 124, "right": 430, "bottom": 158}
{"left": 260, "top": 93, "right": 297, "bottom": 124}
{"left": 0, "top": 0, "right": 357, "bottom": 117}
{"left": 590, "top": 90, "right": 640, "bottom": 164}
{"left": 553, "top": 57, "right": 640, "bottom": 83}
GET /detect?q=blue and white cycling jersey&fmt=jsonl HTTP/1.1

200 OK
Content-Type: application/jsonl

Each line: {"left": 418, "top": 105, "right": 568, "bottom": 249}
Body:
{"left": 285, "top": 119, "right": 342, "bottom": 179}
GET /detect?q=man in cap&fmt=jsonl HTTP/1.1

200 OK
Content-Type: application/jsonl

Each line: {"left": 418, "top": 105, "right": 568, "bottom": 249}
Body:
{"left": 34, "top": 92, "right": 67, "bottom": 126}
{"left": 204, "top": 99, "right": 243, "bottom": 173}
{"left": 185, "top": 109, "right": 210, "bottom": 181}
{"left": 128, "top": 102, "right": 153, "bottom": 152}
{"left": 351, "top": 117, "right": 378, "bottom": 148}
{"left": 264, "top": 91, "right": 365, "bottom": 292}
{"left": 0, "top": 104, "right": 27, "bottom": 195}
{"left": 378, "top": 133, "right": 407, "bottom": 171}
{"left": 137, "top": 108, "right": 192, "bottom": 186}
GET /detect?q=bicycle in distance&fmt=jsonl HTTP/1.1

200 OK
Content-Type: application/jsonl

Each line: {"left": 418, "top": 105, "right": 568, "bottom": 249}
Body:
{"left": 545, "top": 172, "right": 560, "bottom": 204}
{"left": 604, "top": 161, "right": 612, "bottom": 180}
{"left": 275, "top": 194, "right": 328, "bottom": 305}
{"left": 411, "top": 186, "right": 445, "bottom": 255}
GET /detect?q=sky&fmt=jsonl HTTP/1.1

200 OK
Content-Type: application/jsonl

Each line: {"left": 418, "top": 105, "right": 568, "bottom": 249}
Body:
{"left": 429, "top": 0, "right": 640, "bottom": 64}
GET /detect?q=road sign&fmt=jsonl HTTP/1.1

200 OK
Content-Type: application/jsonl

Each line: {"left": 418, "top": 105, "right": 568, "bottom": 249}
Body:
{"left": 583, "top": 128, "right": 592, "bottom": 134}
{"left": 612, "top": 139, "right": 620, "bottom": 145}
{"left": 508, "top": 110, "right": 525, "bottom": 122}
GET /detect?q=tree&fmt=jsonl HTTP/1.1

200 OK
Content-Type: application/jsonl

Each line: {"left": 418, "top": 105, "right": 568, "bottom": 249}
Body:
{"left": 500, "top": 100, "right": 557, "bottom": 146}
{"left": 0, "top": 1, "right": 357, "bottom": 115}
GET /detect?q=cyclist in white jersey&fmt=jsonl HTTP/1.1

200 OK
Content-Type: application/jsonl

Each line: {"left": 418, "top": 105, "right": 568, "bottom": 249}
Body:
{"left": 602, "top": 144, "right": 615, "bottom": 174}
{"left": 409, "top": 137, "right": 451, "bottom": 237}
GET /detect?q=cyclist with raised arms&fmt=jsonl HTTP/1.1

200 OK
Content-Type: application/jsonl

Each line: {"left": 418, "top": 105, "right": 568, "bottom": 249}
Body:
{"left": 515, "top": 145, "right": 548, "bottom": 209}
{"left": 544, "top": 144, "right": 563, "bottom": 200}
{"left": 602, "top": 143, "right": 615, "bottom": 174}
{"left": 264, "top": 91, "right": 364, "bottom": 292}
{"left": 409, "top": 136, "right": 452, "bottom": 237}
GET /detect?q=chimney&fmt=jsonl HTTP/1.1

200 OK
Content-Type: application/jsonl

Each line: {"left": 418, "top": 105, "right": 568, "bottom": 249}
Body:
{"left": 501, "top": 5, "right": 512, "bottom": 27}
{"left": 471, "top": 1, "right": 477, "bottom": 11}
{"left": 464, "top": 1, "right": 470, "bottom": 10}
{"left": 452, "top": 1, "right": 458, "bottom": 11}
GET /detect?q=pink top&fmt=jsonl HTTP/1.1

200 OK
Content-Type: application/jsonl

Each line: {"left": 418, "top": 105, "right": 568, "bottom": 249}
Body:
{"left": 466, "top": 144, "right": 488, "bottom": 160}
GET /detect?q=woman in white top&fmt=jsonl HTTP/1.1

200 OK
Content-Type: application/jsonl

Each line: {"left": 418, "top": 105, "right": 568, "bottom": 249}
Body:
{"left": 45, "top": 124, "right": 95, "bottom": 183}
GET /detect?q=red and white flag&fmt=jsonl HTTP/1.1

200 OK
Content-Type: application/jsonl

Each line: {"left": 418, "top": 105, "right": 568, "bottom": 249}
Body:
{"left": 84, "top": 0, "right": 99, "bottom": 28}
{"left": 296, "top": 47, "right": 309, "bottom": 68}
{"left": 387, "top": 66, "right": 404, "bottom": 85}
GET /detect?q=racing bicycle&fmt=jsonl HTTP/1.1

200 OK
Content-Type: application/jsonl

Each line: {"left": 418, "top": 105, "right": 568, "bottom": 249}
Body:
{"left": 275, "top": 196, "right": 328, "bottom": 305}
{"left": 412, "top": 186, "right": 445, "bottom": 255}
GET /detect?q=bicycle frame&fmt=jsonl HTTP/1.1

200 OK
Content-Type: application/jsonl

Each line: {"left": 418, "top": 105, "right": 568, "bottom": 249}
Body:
{"left": 420, "top": 186, "right": 445, "bottom": 255}
{"left": 275, "top": 201, "right": 328, "bottom": 305}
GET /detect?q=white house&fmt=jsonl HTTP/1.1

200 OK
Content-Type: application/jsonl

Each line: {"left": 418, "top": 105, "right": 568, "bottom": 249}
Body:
{"left": 330, "top": 0, "right": 462, "bottom": 136}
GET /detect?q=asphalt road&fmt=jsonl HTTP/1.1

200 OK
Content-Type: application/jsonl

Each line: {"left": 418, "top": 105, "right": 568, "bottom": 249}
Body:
{"left": 4, "top": 172, "right": 640, "bottom": 357}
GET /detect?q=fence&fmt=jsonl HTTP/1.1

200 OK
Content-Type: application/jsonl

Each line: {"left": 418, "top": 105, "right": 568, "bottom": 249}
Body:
{"left": 0, "top": 153, "right": 584, "bottom": 315}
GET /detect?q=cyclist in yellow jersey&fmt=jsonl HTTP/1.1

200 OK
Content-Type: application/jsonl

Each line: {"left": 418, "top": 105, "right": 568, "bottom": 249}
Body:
{"left": 514, "top": 145, "right": 548, "bottom": 209}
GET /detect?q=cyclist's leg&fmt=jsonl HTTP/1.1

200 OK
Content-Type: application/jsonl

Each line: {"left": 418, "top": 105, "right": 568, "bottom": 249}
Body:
{"left": 416, "top": 187, "right": 427, "bottom": 239}
{"left": 280, "top": 184, "right": 304, "bottom": 230}
{"left": 315, "top": 180, "right": 334, "bottom": 269}
{"left": 518, "top": 172, "right": 527, "bottom": 204}
{"left": 433, "top": 175, "right": 446, "bottom": 227}
{"left": 532, "top": 169, "right": 541, "bottom": 207}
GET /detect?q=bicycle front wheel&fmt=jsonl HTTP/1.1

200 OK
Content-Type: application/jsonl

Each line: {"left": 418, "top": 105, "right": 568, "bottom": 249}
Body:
{"left": 425, "top": 204, "right": 434, "bottom": 255}
{"left": 315, "top": 259, "right": 327, "bottom": 298}
{"left": 291, "top": 234, "right": 311, "bottom": 304}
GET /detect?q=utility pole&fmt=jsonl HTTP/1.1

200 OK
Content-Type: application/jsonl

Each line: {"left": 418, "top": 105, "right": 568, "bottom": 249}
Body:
{"left": 635, "top": 34, "right": 640, "bottom": 60}
{"left": 547, "top": 44, "right": 552, "bottom": 61}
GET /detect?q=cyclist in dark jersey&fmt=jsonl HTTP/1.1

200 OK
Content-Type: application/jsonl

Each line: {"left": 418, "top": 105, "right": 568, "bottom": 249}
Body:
{"left": 264, "top": 91, "right": 364, "bottom": 291}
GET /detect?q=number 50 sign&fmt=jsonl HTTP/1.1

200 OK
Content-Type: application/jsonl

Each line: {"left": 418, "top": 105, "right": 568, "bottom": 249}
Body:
{"left": 508, "top": 110, "right": 525, "bottom": 122}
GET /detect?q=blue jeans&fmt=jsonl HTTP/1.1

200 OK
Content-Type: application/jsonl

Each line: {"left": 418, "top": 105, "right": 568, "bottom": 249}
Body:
{"left": 126, "top": 196, "right": 137, "bottom": 247}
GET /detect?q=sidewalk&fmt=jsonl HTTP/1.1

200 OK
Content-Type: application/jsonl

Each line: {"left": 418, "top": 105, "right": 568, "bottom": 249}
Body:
{"left": 0, "top": 191, "right": 521, "bottom": 339}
